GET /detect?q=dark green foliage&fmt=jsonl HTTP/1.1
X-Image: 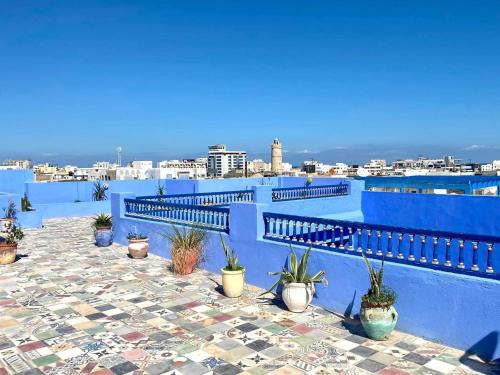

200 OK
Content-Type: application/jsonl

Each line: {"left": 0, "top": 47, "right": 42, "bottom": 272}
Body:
{"left": 1, "top": 222, "right": 24, "bottom": 244}
{"left": 361, "top": 254, "right": 397, "bottom": 308}
{"left": 92, "top": 214, "right": 112, "bottom": 229}
{"left": 21, "top": 194, "right": 33, "bottom": 212}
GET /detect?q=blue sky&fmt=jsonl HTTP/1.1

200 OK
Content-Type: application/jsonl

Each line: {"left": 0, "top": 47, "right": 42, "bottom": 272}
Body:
{"left": 1, "top": 0, "right": 499, "bottom": 165}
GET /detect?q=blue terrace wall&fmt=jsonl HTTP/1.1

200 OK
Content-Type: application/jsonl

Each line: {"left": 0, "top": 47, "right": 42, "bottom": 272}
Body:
{"left": 0, "top": 170, "right": 34, "bottom": 195}
{"left": 268, "top": 180, "right": 363, "bottom": 221}
{"left": 362, "top": 191, "right": 500, "bottom": 237}
{"left": 112, "top": 192, "right": 500, "bottom": 361}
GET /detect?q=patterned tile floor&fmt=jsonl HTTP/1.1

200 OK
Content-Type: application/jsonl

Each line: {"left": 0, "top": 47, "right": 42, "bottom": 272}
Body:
{"left": 0, "top": 218, "right": 498, "bottom": 375}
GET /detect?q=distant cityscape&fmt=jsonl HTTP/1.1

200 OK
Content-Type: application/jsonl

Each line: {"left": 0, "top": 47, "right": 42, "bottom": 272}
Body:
{"left": 1, "top": 138, "right": 499, "bottom": 182}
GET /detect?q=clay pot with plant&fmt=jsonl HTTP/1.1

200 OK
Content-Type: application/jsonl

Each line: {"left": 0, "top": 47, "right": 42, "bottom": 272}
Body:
{"left": 92, "top": 214, "right": 113, "bottom": 247}
{"left": 163, "top": 225, "right": 207, "bottom": 275}
{"left": 0, "top": 222, "right": 24, "bottom": 265}
{"left": 360, "top": 254, "right": 398, "bottom": 340}
{"left": 127, "top": 232, "right": 149, "bottom": 259}
{"left": 220, "top": 234, "right": 245, "bottom": 298}
{"left": 261, "top": 247, "right": 327, "bottom": 312}
{"left": 1, "top": 201, "right": 17, "bottom": 233}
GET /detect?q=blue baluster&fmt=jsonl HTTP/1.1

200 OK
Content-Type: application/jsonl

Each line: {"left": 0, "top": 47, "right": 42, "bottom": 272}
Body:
{"left": 419, "top": 235, "right": 427, "bottom": 263}
{"left": 432, "top": 237, "right": 439, "bottom": 265}
{"left": 357, "top": 228, "right": 363, "bottom": 252}
{"left": 409, "top": 234, "right": 415, "bottom": 261}
{"left": 486, "top": 243, "right": 494, "bottom": 273}
{"left": 386, "top": 232, "right": 393, "bottom": 257}
{"left": 458, "top": 239, "right": 465, "bottom": 268}
{"left": 471, "top": 241, "right": 479, "bottom": 271}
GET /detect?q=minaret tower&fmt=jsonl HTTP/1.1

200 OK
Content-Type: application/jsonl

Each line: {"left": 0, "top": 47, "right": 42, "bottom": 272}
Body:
{"left": 271, "top": 138, "right": 283, "bottom": 174}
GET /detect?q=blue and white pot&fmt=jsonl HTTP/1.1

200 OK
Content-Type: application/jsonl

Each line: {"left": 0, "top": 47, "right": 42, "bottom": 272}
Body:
{"left": 95, "top": 227, "right": 113, "bottom": 247}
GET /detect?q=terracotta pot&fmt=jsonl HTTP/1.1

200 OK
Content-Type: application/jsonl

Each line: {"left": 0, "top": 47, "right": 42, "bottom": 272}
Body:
{"left": 0, "top": 218, "right": 14, "bottom": 233}
{"left": 128, "top": 238, "right": 149, "bottom": 259}
{"left": 221, "top": 267, "right": 245, "bottom": 298}
{"left": 0, "top": 242, "right": 17, "bottom": 265}
{"left": 282, "top": 282, "right": 315, "bottom": 312}
{"left": 174, "top": 250, "right": 199, "bottom": 275}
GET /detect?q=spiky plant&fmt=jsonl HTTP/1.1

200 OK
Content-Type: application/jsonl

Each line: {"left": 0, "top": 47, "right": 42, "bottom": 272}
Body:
{"left": 361, "top": 254, "right": 396, "bottom": 308}
{"left": 91, "top": 214, "right": 112, "bottom": 229}
{"left": 92, "top": 181, "right": 108, "bottom": 201}
{"left": 261, "top": 247, "right": 327, "bottom": 296}
{"left": 220, "top": 234, "right": 243, "bottom": 271}
{"left": 21, "top": 194, "right": 33, "bottom": 212}
{"left": 3, "top": 200, "right": 17, "bottom": 219}
{"left": 162, "top": 226, "right": 207, "bottom": 274}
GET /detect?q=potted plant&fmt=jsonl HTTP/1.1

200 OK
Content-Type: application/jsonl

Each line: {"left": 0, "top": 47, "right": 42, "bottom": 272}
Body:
{"left": 360, "top": 254, "right": 398, "bottom": 340}
{"left": 262, "top": 247, "right": 327, "bottom": 312}
{"left": 1, "top": 201, "right": 17, "bottom": 233}
{"left": 92, "top": 214, "right": 112, "bottom": 247}
{"left": 127, "top": 232, "right": 149, "bottom": 259}
{"left": 0, "top": 222, "right": 24, "bottom": 265}
{"left": 92, "top": 181, "right": 109, "bottom": 201}
{"left": 21, "top": 194, "right": 34, "bottom": 212}
{"left": 163, "top": 225, "right": 207, "bottom": 275}
{"left": 220, "top": 234, "right": 245, "bottom": 298}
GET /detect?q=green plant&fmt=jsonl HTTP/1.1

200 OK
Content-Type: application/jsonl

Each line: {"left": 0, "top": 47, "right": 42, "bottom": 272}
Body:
{"left": 1, "top": 222, "right": 24, "bottom": 244}
{"left": 92, "top": 181, "right": 108, "bottom": 201}
{"left": 361, "top": 254, "right": 396, "bottom": 308}
{"left": 162, "top": 225, "right": 207, "bottom": 274}
{"left": 21, "top": 194, "right": 33, "bottom": 212}
{"left": 220, "top": 234, "right": 243, "bottom": 271}
{"left": 3, "top": 200, "right": 17, "bottom": 219}
{"left": 156, "top": 183, "right": 166, "bottom": 196}
{"left": 261, "top": 247, "right": 327, "bottom": 295}
{"left": 92, "top": 214, "right": 112, "bottom": 229}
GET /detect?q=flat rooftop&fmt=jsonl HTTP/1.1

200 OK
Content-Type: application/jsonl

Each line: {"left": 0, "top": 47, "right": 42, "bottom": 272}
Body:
{"left": 0, "top": 218, "right": 496, "bottom": 375}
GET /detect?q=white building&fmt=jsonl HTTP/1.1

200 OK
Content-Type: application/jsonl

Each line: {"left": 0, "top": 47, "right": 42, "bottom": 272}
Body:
{"left": 207, "top": 144, "right": 246, "bottom": 178}
{"left": 131, "top": 160, "right": 153, "bottom": 169}
{"left": 154, "top": 159, "right": 207, "bottom": 179}
{"left": 2, "top": 159, "right": 32, "bottom": 169}
{"left": 492, "top": 160, "right": 500, "bottom": 170}
{"left": 246, "top": 159, "right": 271, "bottom": 174}
{"left": 481, "top": 164, "right": 494, "bottom": 173}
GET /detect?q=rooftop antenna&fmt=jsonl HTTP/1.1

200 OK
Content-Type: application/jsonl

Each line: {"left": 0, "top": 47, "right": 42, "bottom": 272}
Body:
{"left": 116, "top": 146, "right": 122, "bottom": 167}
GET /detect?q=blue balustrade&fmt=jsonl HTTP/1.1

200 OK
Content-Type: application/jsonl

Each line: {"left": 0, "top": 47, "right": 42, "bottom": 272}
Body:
{"left": 136, "top": 190, "right": 254, "bottom": 207}
{"left": 263, "top": 212, "right": 500, "bottom": 279}
{"left": 124, "top": 198, "right": 229, "bottom": 232}
{"left": 271, "top": 183, "right": 349, "bottom": 201}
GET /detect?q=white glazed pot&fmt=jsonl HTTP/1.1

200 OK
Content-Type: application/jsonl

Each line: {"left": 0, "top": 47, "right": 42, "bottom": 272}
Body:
{"left": 282, "top": 282, "right": 315, "bottom": 312}
{"left": 221, "top": 268, "right": 245, "bottom": 298}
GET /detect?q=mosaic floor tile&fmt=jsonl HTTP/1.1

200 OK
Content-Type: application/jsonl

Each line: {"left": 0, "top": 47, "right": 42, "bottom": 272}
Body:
{"left": 0, "top": 218, "right": 494, "bottom": 375}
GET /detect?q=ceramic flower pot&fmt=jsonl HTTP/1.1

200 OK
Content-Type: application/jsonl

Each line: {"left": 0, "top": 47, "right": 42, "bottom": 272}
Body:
{"left": 128, "top": 238, "right": 149, "bottom": 259}
{"left": 221, "top": 267, "right": 245, "bottom": 298}
{"left": 282, "top": 282, "right": 315, "bottom": 312}
{"left": 95, "top": 227, "right": 112, "bottom": 247}
{"left": 174, "top": 251, "right": 198, "bottom": 275}
{"left": 360, "top": 303, "right": 398, "bottom": 340}
{"left": 0, "top": 218, "right": 14, "bottom": 233}
{"left": 0, "top": 242, "right": 17, "bottom": 265}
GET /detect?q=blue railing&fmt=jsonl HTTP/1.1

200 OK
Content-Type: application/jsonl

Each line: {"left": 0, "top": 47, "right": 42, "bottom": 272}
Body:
{"left": 272, "top": 183, "right": 349, "bottom": 201}
{"left": 125, "top": 198, "right": 230, "bottom": 232}
{"left": 137, "top": 190, "right": 254, "bottom": 207}
{"left": 263, "top": 212, "right": 500, "bottom": 279}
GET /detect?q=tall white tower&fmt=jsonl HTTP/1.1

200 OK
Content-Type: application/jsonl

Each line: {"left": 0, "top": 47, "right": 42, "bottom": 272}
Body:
{"left": 116, "top": 146, "right": 122, "bottom": 167}
{"left": 271, "top": 138, "right": 283, "bottom": 174}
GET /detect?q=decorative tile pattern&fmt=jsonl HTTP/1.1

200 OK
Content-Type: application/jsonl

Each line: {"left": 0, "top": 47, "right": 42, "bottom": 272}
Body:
{"left": 0, "top": 218, "right": 497, "bottom": 375}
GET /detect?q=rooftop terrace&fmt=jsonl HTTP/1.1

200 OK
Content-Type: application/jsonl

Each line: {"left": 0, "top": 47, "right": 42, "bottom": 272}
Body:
{"left": 1, "top": 218, "right": 497, "bottom": 375}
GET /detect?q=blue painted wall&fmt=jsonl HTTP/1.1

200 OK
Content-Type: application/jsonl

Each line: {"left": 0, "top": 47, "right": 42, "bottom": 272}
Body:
{"left": 268, "top": 180, "right": 363, "bottom": 221}
{"left": 362, "top": 191, "right": 500, "bottom": 236}
{"left": 0, "top": 170, "right": 34, "bottom": 194}
{"left": 196, "top": 177, "right": 279, "bottom": 193}
{"left": 111, "top": 192, "right": 500, "bottom": 361}
{"left": 33, "top": 201, "right": 110, "bottom": 219}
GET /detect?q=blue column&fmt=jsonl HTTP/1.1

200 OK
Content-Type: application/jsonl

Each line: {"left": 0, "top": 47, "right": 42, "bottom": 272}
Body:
{"left": 229, "top": 202, "right": 269, "bottom": 241}
{"left": 252, "top": 185, "right": 273, "bottom": 204}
